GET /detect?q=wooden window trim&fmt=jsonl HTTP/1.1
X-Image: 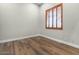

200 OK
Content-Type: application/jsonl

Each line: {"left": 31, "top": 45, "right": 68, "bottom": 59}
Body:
{"left": 45, "top": 3, "right": 63, "bottom": 30}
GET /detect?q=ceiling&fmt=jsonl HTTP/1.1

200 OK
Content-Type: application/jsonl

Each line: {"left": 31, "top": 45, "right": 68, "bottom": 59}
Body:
{"left": 34, "top": 3, "right": 43, "bottom": 6}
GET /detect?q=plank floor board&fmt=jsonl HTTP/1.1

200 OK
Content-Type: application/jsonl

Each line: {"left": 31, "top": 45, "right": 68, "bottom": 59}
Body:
{"left": 32, "top": 37, "right": 79, "bottom": 54}
{"left": 0, "top": 36, "right": 79, "bottom": 55}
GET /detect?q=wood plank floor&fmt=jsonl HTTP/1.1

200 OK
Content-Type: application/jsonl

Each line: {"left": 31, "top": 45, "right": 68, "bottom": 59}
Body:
{"left": 0, "top": 36, "right": 79, "bottom": 55}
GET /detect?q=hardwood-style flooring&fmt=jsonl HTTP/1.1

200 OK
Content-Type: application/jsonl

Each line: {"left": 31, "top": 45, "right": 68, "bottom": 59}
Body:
{"left": 0, "top": 36, "right": 79, "bottom": 55}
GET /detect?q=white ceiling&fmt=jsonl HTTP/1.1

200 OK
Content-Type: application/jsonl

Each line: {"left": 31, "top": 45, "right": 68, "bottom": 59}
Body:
{"left": 34, "top": 3, "right": 43, "bottom": 6}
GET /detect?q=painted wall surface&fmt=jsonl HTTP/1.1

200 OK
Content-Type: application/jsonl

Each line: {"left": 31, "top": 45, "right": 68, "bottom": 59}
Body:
{"left": 0, "top": 3, "right": 40, "bottom": 40}
{"left": 40, "top": 3, "right": 79, "bottom": 45}
{"left": 0, "top": 3, "right": 79, "bottom": 46}
{"left": 70, "top": 21, "right": 79, "bottom": 45}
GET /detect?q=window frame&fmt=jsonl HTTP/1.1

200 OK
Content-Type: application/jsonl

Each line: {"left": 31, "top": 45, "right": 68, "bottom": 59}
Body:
{"left": 45, "top": 3, "right": 63, "bottom": 30}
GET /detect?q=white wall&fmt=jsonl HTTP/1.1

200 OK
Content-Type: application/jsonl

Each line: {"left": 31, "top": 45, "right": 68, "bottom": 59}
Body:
{"left": 0, "top": 3, "right": 79, "bottom": 46}
{"left": 0, "top": 3, "right": 40, "bottom": 40}
{"left": 40, "top": 3, "right": 79, "bottom": 45}
{"left": 70, "top": 20, "right": 79, "bottom": 45}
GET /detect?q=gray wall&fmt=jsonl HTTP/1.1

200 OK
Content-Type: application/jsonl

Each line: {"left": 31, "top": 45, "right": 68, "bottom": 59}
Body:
{"left": 0, "top": 3, "right": 79, "bottom": 46}
{"left": 0, "top": 3, "right": 40, "bottom": 40}
{"left": 70, "top": 20, "right": 79, "bottom": 45}
{"left": 40, "top": 3, "right": 79, "bottom": 45}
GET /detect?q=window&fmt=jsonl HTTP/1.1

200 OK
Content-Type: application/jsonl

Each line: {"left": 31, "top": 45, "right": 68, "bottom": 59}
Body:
{"left": 45, "top": 3, "right": 63, "bottom": 30}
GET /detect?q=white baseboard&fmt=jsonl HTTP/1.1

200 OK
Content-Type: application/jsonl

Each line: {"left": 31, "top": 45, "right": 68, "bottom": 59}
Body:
{"left": 0, "top": 34, "right": 79, "bottom": 48}
{"left": 0, "top": 34, "right": 40, "bottom": 43}
{"left": 39, "top": 34, "right": 79, "bottom": 48}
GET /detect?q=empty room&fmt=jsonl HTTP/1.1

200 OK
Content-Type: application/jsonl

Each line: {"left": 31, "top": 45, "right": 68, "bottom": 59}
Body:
{"left": 0, "top": 3, "right": 79, "bottom": 55}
